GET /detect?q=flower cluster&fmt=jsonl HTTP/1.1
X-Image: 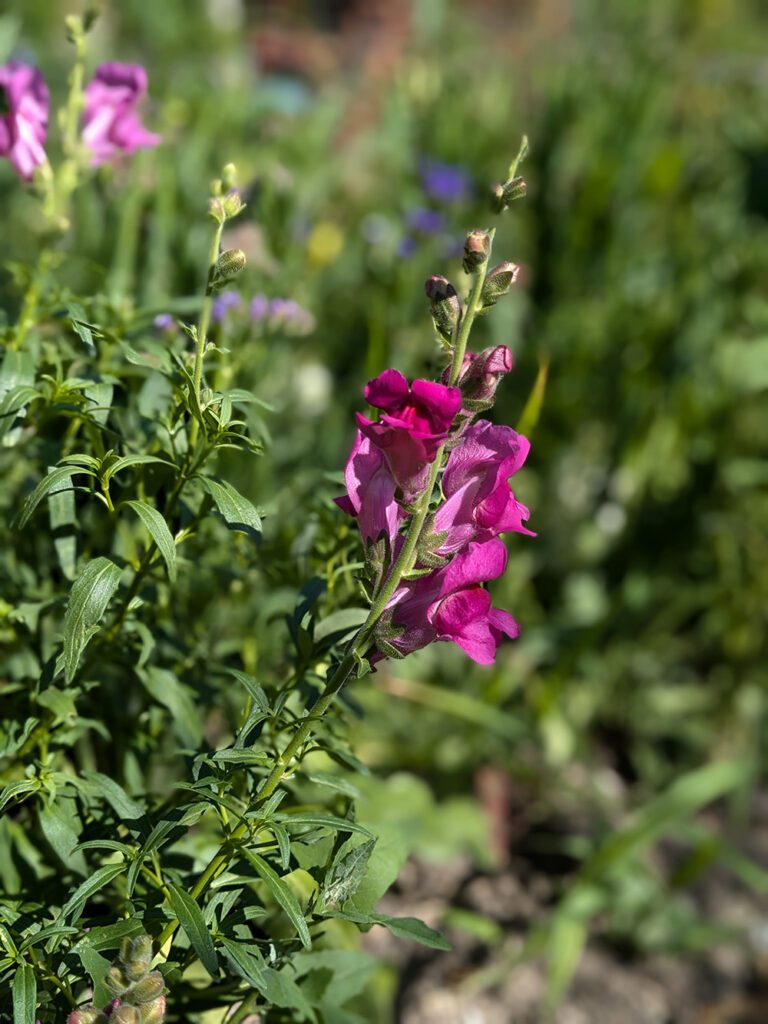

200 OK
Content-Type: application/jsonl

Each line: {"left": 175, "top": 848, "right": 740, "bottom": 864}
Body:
{"left": 337, "top": 333, "right": 533, "bottom": 665}
{"left": 399, "top": 156, "right": 472, "bottom": 260}
{"left": 0, "top": 59, "right": 158, "bottom": 180}
{"left": 209, "top": 289, "right": 316, "bottom": 335}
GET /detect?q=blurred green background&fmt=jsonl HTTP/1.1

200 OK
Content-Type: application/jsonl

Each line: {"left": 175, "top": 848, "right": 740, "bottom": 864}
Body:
{"left": 3, "top": 0, "right": 768, "bottom": 1018}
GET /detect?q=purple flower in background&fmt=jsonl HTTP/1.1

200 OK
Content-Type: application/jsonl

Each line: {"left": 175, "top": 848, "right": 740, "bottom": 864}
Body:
{"left": 82, "top": 62, "right": 160, "bottom": 166}
{"left": 212, "top": 290, "right": 241, "bottom": 322}
{"left": 420, "top": 158, "right": 472, "bottom": 204}
{"left": 153, "top": 313, "right": 174, "bottom": 330}
{"left": 0, "top": 61, "right": 49, "bottom": 180}
{"left": 406, "top": 206, "right": 446, "bottom": 236}
{"left": 250, "top": 294, "right": 269, "bottom": 320}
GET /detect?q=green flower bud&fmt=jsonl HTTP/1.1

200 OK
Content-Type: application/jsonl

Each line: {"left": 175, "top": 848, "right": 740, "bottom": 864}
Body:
{"left": 213, "top": 248, "right": 246, "bottom": 284}
{"left": 67, "top": 1010, "right": 107, "bottom": 1024}
{"left": 208, "top": 196, "right": 226, "bottom": 223}
{"left": 221, "top": 189, "right": 244, "bottom": 219}
{"left": 221, "top": 163, "right": 237, "bottom": 190}
{"left": 462, "top": 229, "right": 491, "bottom": 273}
{"left": 480, "top": 261, "right": 520, "bottom": 310}
{"left": 130, "top": 935, "right": 154, "bottom": 963}
{"left": 125, "top": 957, "right": 151, "bottom": 982}
{"left": 425, "top": 275, "right": 461, "bottom": 342}
{"left": 105, "top": 965, "right": 131, "bottom": 995}
{"left": 129, "top": 971, "right": 165, "bottom": 1004}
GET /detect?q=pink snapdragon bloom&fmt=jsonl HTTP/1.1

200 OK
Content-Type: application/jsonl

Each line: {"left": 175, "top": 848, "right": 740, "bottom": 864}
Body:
{"left": 0, "top": 61, "right": 49, "bottom": 180}
{"left": 433, "top": 420, "right": 534, "bottom": 554}
{"left": 385, "top": 538, "right": 519, "bottom": 665}
{"left": 335, "top": 430, "right": 401, "bottom": 545}
{"left": 82, "top": 63, "right": 160, "bottom": 166}
{"left": 356, "top": 369, "right": 461, "bottom": 501}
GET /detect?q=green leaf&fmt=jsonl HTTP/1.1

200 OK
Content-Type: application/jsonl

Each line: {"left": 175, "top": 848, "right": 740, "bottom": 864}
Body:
{"left": 0, "top": 780, "right": 37, "bottom": 814}
{"left": 200, "top": 477, "right": 262, "bottom": 539}
{"left": 314, "top": 609, "right": 369, "bottom": 646}
{"left": 516, "top": 357, "right": 549, "bottom": 438}
{"left": 0, "top": 384, "right": 40, "bottom": 442}
{"left": 139, "top": 666, "right": 202, "bottom": 747}
{"left": 103, "top": 453, "right": 176, "bottom": 484}
{"left": 278, "top": 813, "right": 373, "bottom": 838}
{"left": 242, "top": 849, "right": 312, "bottom": 948}
{"left": 76, "top": 944, "right": 113, "bottom": 1007}
{"left": 124, "top": 500, "right": 177, "bottom": 581}
{"left": 167, "top": 884, "right": 219, "bottom": 978}
{"left": 226, "top": 669, "right": 270, "bottom": 712}
{"left": 17, "top": 465, "right": 94, "bottom": 529}
{"left": 59, "top": 557, "right": 123, "bottom": 683}
{"left": 328, "top": 909, "right": 450, "bottom": 950}
{"left": 61, "top": 862, "right": 125, "bottom": 920}
{"left": 220, "top": 940, "right": 315, "bottom": 1022}
{"left": 322, "top": 839, "right": 376, "bottom": 907}
{"left": 83, "top": 380, "right": 113, "bottom": 427}
{"left": 80, "top": 771, "right": 146, "bottom": 822}
{"left": 38, "top": 802, "right": 87, "bottom": 876}
{"left": 12, "top": 963, "right": 36, "bottom": 1024}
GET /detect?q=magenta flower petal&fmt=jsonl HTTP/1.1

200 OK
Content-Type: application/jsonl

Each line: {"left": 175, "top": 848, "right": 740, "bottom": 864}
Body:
{"left": 0, "top": 61, "right": 49, "bottom": 180}
{"left": 365, "top": 368, "right": 410, "bottom": 410}
{"left": 336, "top": 430, "right": 400, "bottom": 544}
{"left": 431, "top": 588, "right": 500, "bottom": 665}
{"left": 438, "top": 538, "right": 508, "bottom": 597}
{"left": 83, "top": 62, "right": 160, "bottom": 167}
{"left": 410, "top": 378, "right": 462, "bottom": 430}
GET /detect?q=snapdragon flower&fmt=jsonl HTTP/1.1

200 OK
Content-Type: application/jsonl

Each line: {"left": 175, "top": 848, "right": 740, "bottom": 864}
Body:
{"left": 82, "top": 62, "right": 160, "bottom": 166}
{"left": 0, "top": 61, "right": 49, "bottom": 180}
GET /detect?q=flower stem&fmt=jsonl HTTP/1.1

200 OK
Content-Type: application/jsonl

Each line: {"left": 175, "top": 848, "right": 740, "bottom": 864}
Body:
{"left": 155, "top": 233, "right": 496, "bottom": 958}
{"left": 449, "top": 228, "right": 495, "bottom": 386}
{"left": 189, "top": 219, "right": 224, "bottom": 448}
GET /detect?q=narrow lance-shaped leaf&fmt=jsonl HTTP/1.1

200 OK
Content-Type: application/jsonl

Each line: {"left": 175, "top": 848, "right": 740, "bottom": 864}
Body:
{"left": 58, "top": 557, "right": 123, "bottom": 682}
{"left": 242, "top": 849, "right": 312, "bottom": 948}
{"left": 167, "top": 884, "right": 219, "bottom": 978}
{"left": 48, "top": 463, "right": 77, "bottom": 580}
{"left": 61, "top": 863, "right": 125, "bottom": 921}
{"left": 200, "top": 477, "right": 262, "bottom": 539}
{"left": 12, "top": 963, "right": 36, "bottom": 1024}
{"left": 124, "top": 500, "right": 177, "bottom": 581}
{"left": 17, "top": 465, "right": 94, "bottom": 529}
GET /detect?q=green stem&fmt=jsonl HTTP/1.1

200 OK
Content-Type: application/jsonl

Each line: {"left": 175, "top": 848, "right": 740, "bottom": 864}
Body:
{"left": 228, "top": 993, "right": 259, "bottom": 1024}
{"left": 449, "top": 228, "right": 495, "bottom": 386}
{"left": 189, "top": 220, "right": 225, "bottom": 449}
{"left": 156, "top": 239, "right": 496, "bottom": 956}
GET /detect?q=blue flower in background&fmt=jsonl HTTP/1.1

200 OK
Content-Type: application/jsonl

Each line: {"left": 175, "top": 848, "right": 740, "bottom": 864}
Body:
{"left": 419, "top": 158, "right": 472, "bottom": 204}
{"left": 212, "top": 290, "right": 241, "bottom": 323}
{"left": 406, "top": 205, "right": 447, "bottom": 235}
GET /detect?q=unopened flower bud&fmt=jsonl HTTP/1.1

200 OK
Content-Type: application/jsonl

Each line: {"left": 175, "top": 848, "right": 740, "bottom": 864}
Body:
{"left": 480, "top": 261, "right": 520, "bottom": 310}
{"left": 140, "top": 996, "right": 167, "bottom": 1024}
{"left": 112, "top": 1008, "right": 141, "bottom": 1024}
{"left": 462, "top": 229, "right": 490, "bottom": 273}
{"left": 491, "top": 176, "right": 526, "bottom": 213}
{"left": 129, "top": 971, "right": 165, "bottom": 1004}
{"left": 221, "top": 162, "right": 237, "bottom": 190}
{"left": 213, "top": 248, "right": 246, "bottom": 283}
{"left": 221, "top": 188, "right": 244, "bottom": 219}
{"left": 67, "top": 1011, "right": 107, "bottom": 1024}
{"left": 425, "top": 275, "right": 461, "bottom": 342}
{"left": 444, "top": 345, "right": 513, "bottom": 409}
{"left": 208, "top": 196, "right": 226, "bottom": 223}
{"left": 105, "top": 965, "right": 131, "bottom": 995}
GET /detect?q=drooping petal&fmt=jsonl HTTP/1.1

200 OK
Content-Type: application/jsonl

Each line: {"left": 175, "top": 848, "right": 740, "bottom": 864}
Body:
{"left": 364, "top": 369, "right": 410, "bottom": 411}
{"left": 437, "top": 538, "right": 508, "bottom": 598}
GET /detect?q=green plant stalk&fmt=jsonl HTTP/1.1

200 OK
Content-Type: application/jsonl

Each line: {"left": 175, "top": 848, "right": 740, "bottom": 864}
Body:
{"left": 156, "top": 238, "right": 496, "bottom": 956}
{"left": 188, "top": 219, "right": 225, "bottom": 449}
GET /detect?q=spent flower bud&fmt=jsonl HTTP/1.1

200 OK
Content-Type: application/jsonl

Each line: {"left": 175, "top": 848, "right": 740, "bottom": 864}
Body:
{"left": 491, "top": 176, "right": 526, "bottom": 213}
{"left": 462, "top": 229, "right": 491, "bottom": 273}
{"left": 480, "top": 261, "right": 519, "bottom": 310}
{"left": 213, "top": 248, "right": 246, "bottom": 284}
{"left": 140, "top": 996, "right": 167, "bottom": 1024}
{"left": 425, "top": 275, "right": 461, "bottom": 342}
{"left": 444, "top": 345, "right": 514, "bottom": 410}
{"left": 112, "top": 1008, "right": 141, "bottom": 1024}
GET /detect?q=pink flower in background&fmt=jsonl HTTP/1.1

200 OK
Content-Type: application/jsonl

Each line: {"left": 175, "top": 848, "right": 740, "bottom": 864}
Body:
{"left": 83, "top": 62, "right": 160, "bottom": 166}
{"left": 433, "top": 420, "right": 534, "bottom": 554}
{"left": 356, "top": 369, "right": 461, "bottom": 501}
{"left": 335, "top": 431, "right": 401, "bottom": 545}
{"left": 0, "top": 61, "right": 49, "bottom": 180}
{"left": 386, "top": 539, "right": 519, "bottom": 664}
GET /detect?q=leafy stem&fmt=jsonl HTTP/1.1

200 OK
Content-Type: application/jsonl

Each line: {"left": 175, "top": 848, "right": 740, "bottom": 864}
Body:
{"left": 154, "top": 233, "right": 497, "bottom": 957}
{"left": 189, "top": 217, "right": 225, "bottom": 449}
